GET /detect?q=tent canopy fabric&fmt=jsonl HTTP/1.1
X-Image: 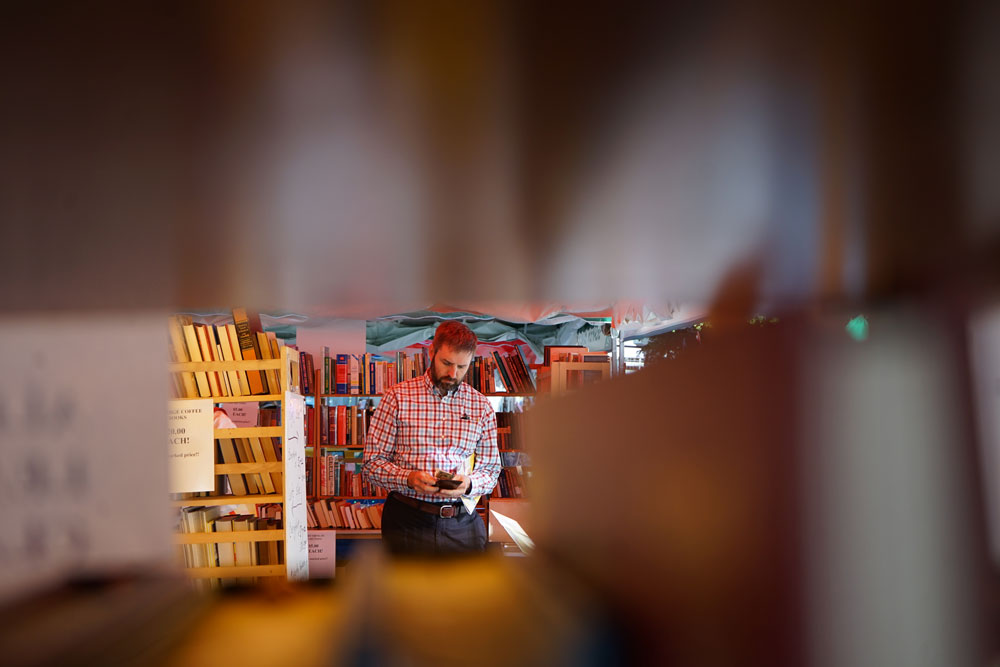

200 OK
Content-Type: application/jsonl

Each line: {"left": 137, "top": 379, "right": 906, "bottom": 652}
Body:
{"left": 184, "top": 301, "right": 704, "bottom": 362}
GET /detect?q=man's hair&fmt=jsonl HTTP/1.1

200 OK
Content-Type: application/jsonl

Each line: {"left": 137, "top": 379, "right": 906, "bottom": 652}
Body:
{"left": 431, "top": 320, "right": 479, "bottom": 355}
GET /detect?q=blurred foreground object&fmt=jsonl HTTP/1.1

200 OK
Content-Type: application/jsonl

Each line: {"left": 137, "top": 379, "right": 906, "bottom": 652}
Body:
{"left": 526, "top": 306, "right": 993, "bottom": 665}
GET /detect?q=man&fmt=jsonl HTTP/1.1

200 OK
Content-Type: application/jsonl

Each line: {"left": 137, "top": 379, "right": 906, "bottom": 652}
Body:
{"left": 363, "top": 321, "right": 501, "bottom": 555}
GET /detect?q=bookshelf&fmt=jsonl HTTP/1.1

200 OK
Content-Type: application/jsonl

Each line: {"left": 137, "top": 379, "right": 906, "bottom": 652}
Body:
{"left": 549, "top": 360, "right": 611, "bottom": 395}
{"left": 170, "top": 345, "right": 308, "bottom": 583}
{"left": 306, "top": 356, "right": 537, "bottom": 539}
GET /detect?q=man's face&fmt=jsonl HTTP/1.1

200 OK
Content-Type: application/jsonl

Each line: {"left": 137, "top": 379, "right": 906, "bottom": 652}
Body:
{"left": 430, "top": 344, "right": 474, "bottom": 392}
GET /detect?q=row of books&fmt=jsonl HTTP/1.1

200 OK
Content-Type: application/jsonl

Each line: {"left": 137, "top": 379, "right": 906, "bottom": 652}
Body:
{"left": 321, "top": 350, "right": 428, "bottom": 395}
{"left": 168, "top": 308, "right": 284, "bottom": 399}
{"left": 307, "top": 499, "right": 384, "bottom": 530}
{"left": 317, "top": 453, "right": 386, "bottom": 497}
{"left": 464, "top": 356, "right": 501, "bottom": 393}
{"left": 319, "top": 402, "right": 375, "bottom": 446}
{"left": 494, "top": 466, "right": 529, "bottom": 499}
{"left": 216, "top": 434, "right": 283, "bottom": 496}
{"left": 179, "top": 506, "right": 284, "bottom": 588}
{"left": 496, "top": 411, "right": 527, "bottom": 450}
{"left": 465, "top": 350, "right": 536, "bottom": 394}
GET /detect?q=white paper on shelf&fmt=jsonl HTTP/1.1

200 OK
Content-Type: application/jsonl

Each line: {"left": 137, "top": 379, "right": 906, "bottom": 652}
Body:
{"left": 167, "top": 399, "right": 214, "bottom": 493}
{"left": 490, "top": 510, "right": 535, "bottom": 555}
{"left": 307, "top": 530, "right": 337, "bottom": 578}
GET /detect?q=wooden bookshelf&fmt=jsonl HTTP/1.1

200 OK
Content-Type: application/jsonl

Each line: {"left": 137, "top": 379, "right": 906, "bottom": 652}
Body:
{"left": 549, "top": 360, "right": 611, "bottom": 395}
{"left": 170, "top": 345, "right": 308, "bottom": 584}
{"left": 172, "top": 494, "right": 284, "bottom": 507}
{"left": 306, "top": 349, "right": 538, "bottom": 539}
{"left": 336, "top": 530, "right": 382, "bottom": 540}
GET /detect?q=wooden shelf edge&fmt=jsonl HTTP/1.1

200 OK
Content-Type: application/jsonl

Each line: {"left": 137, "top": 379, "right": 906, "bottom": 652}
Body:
{"left": 214, "top": 394, "right": 284, "bottom": 403}
{"left": 311, "top": 496, "right": 386, "bottom": 501}
{"left": 216, "top": 462, "right": 284, "bottom": 474}
{"left": 170, "top": 394, "right": 285, "bottom": 403}
{"left": 175, "top": 529, "right": 285, "bottom": 544}
{"left": 319, "top": 394, "right": 383, "bottom": 398}
{"left": 171, "top": 360, "right": 282, "bottom": 372}
{"left": 172, "top": 494, "right": 284, "bottom": 507}
{"left": 184, "top": 565, "right": 286, "bottom": 578}
{"left": 215, "top": 426, "right": 283, "bottom": 438}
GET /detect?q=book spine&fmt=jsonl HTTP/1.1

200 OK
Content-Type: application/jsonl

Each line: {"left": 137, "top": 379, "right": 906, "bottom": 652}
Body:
{"left": 232, "top": 310, "right": 267, "bottom": 395}
{"left": 337, "top": 405, "right": 346, "bottom": 446}
{"left": 322, "top": 346, "right": 330, "bottom": 394}
{"left": 350, "top": 355, "right": 360, "bottom": 394}
{"left": 321, "top": 403, "right": 329, "bottom": 445}
{"left": 336, "top": 354, "right": 349, "bottom": 394}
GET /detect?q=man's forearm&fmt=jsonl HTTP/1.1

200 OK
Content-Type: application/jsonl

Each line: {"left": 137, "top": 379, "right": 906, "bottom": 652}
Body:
{"left": 363, "top": 457, "right": 410, "bottom": 493}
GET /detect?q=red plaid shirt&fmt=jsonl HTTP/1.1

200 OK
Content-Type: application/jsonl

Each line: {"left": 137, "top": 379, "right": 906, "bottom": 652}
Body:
{"left": 363, "top": 371, "right": 500, "bottom": 501}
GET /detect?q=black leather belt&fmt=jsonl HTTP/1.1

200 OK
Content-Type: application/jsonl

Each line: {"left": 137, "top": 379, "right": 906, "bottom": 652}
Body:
{"left": 390, "top": 492, "right": 464, "bottom": 518}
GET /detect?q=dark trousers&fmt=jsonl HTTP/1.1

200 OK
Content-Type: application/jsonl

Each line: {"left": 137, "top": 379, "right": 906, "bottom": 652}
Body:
{"left": 381, "top": 492, "right": 487, "bottom": 556}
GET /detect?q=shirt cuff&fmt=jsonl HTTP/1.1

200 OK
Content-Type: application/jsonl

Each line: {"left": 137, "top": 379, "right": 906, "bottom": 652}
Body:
{"left": 396, "top": 471, "right": 410, "bottom": 493}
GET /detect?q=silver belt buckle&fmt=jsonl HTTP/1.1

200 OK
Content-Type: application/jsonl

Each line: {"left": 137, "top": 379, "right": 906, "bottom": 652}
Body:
{"left": 439, "top": 504, "right": 456, "bottom": 518}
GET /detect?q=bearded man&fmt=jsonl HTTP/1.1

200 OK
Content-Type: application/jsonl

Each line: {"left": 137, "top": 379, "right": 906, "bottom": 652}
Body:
{"left": 363, "top": 320, "right": 501, "bottom": 555}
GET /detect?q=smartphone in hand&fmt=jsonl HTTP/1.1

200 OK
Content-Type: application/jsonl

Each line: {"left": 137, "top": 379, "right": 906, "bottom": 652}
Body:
{"left": 434, "top": 470, "right": 463, "bottom": 490}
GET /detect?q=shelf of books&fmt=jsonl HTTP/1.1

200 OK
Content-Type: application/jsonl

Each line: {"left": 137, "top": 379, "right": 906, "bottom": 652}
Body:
{"left": 168, "top": 310, "right": 308, "bottom": 586}
{"left": 298, "top": 345, "right": 540, "bottom": 538}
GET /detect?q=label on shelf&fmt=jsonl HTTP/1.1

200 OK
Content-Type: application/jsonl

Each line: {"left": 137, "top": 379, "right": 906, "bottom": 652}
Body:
{"left": 307, "top": 530, "right": 336, "bottom": 578}
{"left": 224, "top": 402, "right": 259, "bottom": 428}
{"left": 167, "top": 399, "right": 214, "bottom": 493}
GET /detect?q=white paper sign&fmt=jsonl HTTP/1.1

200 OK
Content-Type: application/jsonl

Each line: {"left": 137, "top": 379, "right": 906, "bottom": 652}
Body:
{"left": 283, "top": 391, "right": 309, "bottom": 581}
{"left": 308, "top": 530, "right": 337, "bottom": 578}
{"left": 167, "top": 399, "right": 214, "bottom": 493}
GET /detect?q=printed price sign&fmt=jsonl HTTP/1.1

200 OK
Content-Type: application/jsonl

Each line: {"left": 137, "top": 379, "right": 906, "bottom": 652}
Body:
{"left": 167, "top": 399, "right": 214, "bottom": 493}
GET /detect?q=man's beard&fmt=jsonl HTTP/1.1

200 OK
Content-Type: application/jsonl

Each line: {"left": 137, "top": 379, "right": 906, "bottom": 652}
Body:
{"left": 430, "top": 366, "right": 461, "bottom": 393}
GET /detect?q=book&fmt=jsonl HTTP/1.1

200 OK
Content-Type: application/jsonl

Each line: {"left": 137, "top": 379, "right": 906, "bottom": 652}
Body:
{"left": 303, "top": 351, "right": 315, "bottom": 396}
{"left": 216, "top": 342, "right": 233, "bottom": 396}
{"left": 256, "top": 331, "right": 280, "bottom": 395}
{"left": 225, "top": 324, "right": 253, "bottom": 396}
{"left": 232, "top": 515, "right": 256, "bottom": 584}
{"left": 322, "top": 346, "right": 330, "bottom": 394}
{"left": 194, "top": 324, "right": 224, "bottom": 397}
{"left": 335, "top": 354, "right": 348, "bottom": 394}
{"left": 181, "top": 323, "right": 212, "bottom": 397}
{"left": 247, "top": 437, "right": 276, "bottom": 494}
{"left": 256, "top": 408, "right": 284, "bottom": 493}
{"left": 266, "top": 332, "right": 284, "bottom": 392}
{"left": 232, "top": 308, "right": 267, "bottom": 395}
{"left": 215, "top": 325, "right": 243, "bottom": 397}
{"left": 167, "top": 315, "right": 199, "bottom": 398}
{"left": 213, "top": 515, "right": 237, "bottom": 586}
{"left": 216, "top": 438, "right": 249, "bottom": 496}
{"left": 180, "top": 507, "right": 210, "bottom": 590}
{"left": 349, "top": 355, "right": 360, "bottom": 394}
{"left": 233, "top": 438, "right": 262, "bottom": 494}
{"left": 491, "top": 351, "right": 514, "bottom": 393}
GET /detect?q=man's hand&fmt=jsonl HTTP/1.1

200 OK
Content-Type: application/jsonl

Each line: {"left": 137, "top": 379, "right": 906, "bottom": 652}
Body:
{"left": 407, "top": 470, "right": 440, "bottom": 495}
{"left": 435, "top": 474, "right": 471, "bottom": 498}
